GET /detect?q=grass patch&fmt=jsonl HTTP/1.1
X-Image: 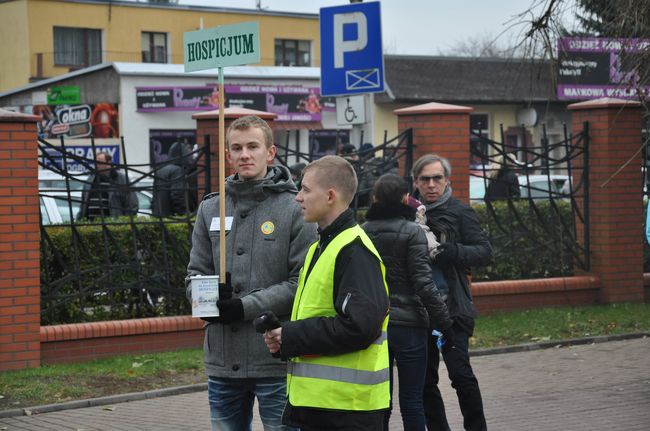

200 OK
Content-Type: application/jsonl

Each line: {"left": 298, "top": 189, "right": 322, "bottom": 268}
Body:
{"left": 1, "top": 303, "right": 649, "bottom": 411}
{"left": 0, "top": 348, "right": 204, "bottom": 411}
{"left": 471, "top": 303, "right": 650, "bottom": 348}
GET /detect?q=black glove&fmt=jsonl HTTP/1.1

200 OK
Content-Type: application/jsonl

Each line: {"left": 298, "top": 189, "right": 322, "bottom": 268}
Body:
{"left": 436, "top": 242, "right": 459, "bottom": 265}
{"left": 214, "top": 298, "right": 244, "bottom": 324}
{"left": 440, "top": 326, "right": 457, "bottom": 354}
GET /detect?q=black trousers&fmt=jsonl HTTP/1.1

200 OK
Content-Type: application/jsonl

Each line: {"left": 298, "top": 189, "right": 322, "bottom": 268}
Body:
{"left": 423, "top": 323, "right": 487, "bottom": 431}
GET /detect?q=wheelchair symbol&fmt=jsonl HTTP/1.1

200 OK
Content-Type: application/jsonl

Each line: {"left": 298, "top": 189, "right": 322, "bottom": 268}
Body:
{"left": 344, "top": 98, "right": 357, "bottom": 122}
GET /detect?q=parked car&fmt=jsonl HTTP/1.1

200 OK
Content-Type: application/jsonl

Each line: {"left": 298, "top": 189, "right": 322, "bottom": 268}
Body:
{"left": 39, "top": 170, "right": 153, "bottom": 224}
{"left": 470, "top": 174, "right": 570, "bottom": 203}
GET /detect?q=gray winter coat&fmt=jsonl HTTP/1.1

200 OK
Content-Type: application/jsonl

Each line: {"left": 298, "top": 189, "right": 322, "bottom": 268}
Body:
{"left": 186, "top": 165, "right": 317, "bottom": 378}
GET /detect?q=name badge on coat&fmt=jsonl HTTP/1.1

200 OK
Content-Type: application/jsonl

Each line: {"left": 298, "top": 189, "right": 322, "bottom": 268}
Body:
{"left": 209, "top": 217, "right": 233, "bottom": 232}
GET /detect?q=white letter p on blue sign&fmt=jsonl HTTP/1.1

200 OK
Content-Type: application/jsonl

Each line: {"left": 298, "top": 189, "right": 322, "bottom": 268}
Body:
{"left": 334, "top": 12, "right": 367, "bottom": 68}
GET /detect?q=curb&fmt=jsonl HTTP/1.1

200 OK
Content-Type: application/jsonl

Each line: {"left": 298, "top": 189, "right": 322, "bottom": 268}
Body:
{"left": 0, "top": 383, "right": 207, "bottom": 419}
{"left": 469, "top": 331, "right": 649, "bottom": 357}
{"left": 1, "top": 332, "right": 648, "bottom": 419}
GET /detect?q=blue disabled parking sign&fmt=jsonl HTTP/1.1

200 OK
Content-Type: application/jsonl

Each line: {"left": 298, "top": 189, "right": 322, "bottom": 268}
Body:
{"left": 320, "top": 2, "right": 384, "bottom": 97}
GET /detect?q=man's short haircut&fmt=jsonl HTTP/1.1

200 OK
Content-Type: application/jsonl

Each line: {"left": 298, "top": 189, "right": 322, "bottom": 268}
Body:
{"left": 373, "top": 173, "right": 408, "bottom": 206}
{"left": 412, "top": 154, "right": 452, "bottom": 179}
{"left": 227, "top": 115, "right": 274, "bottom": 148}
{"left": 303, "top": 155, "right": 358, "bottom": 206}
{"left": 96, "top": 151, "right": 112, "bottom": 163}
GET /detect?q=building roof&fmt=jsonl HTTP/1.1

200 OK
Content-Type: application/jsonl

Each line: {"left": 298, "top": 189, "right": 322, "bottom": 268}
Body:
{"left": 0, "top": 62, "right": 321, "bottom": 99}
{"left": 0, "top": 0, "right": 318, "bottom": 19}
{"left": 380, "top": 55, "right": 559, "bottom": 104}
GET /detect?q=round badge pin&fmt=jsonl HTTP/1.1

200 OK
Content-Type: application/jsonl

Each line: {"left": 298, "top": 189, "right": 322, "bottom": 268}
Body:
{"left": 261, "top": 221, "right": 275, "bottom": 235}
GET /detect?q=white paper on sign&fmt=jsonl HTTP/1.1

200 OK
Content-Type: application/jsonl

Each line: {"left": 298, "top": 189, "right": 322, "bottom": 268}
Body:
{"left": 210, "top": 216, "right": 233, "bottom": 232}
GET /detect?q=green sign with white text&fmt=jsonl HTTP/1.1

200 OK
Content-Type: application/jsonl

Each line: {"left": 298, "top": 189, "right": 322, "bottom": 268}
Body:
{"left": 184, "top": 21, "right": 260, "bottom": 72}
{"left": 47, "top": 86, "right": 81, "bottom": 105}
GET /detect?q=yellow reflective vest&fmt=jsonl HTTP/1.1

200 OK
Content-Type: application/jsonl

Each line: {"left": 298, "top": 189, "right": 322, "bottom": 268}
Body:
{"left": 287, "top": 225, "right": 390, "bottom": 411}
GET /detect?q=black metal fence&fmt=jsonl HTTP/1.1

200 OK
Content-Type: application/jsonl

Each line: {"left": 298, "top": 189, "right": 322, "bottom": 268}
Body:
{"left": 274, "top": 128, "right": 414, "bottom": 210}
{"left": 38, "top": 129, "right": 412, "bottom": 324}
{"left": 38, "top": 136, "right": 208, "bottom": 325}
{"left": 469, "top": 122, "right": 590, "bottom": 280}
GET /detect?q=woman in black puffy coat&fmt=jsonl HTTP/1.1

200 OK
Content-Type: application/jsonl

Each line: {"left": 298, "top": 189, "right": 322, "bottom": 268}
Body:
{"left": 363, "top": 173, "right": 454, "bottom": 431}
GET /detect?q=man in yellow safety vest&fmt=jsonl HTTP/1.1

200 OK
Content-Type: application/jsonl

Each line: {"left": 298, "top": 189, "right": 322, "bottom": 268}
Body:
{"left": 263, "top": 155, "right": 390, "bottom": 430}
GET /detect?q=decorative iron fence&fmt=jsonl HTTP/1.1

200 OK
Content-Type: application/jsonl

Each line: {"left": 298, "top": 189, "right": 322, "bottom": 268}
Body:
{"left": 38, "top": 136, "right": 208, "bottom": 325}
{"left": 469, "top": 122, "right": 590, "bottom": 280}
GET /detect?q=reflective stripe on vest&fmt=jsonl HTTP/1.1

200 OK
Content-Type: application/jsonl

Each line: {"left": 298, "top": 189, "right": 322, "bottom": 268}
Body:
{"left": 288, "top": 225, "right": 390, "bottom": 411}
{"left": 289, "top": 362, "right": 390, "bottom": 386}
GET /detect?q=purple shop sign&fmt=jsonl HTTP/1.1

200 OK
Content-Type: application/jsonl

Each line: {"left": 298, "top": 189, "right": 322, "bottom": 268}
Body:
{"left": 558, "top": 37, "right": 650, "bottom": 53}
{"left": 557, "top": 37, "right": 650, "bottom": 100}
{"left": 136, "top": 86, "right": 219, "bottom": 112}
{"left": 224, "top": 85, "right": 326, "bottom": 122}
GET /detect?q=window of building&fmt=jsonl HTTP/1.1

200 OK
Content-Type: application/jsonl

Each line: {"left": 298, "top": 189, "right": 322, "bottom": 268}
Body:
{"left": 470, "top": 113, "right": 490, "bottom": 168}
{"left": 141, "top": 32, "right": 168, "bottom": 63}
{"left": 53, "top": 27, "right": 102, "bottom": 67}
{"left": 275, "top": 39, "right": 311, "bottom": 66}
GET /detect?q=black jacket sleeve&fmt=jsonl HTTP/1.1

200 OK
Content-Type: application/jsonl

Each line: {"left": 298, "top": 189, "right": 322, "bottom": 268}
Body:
{"left": 455, "top": 203, "right": 492, "bottom": 268}
{"left": 280, "top": 241, "right": 389, "bottom": 358}
{"left": 407, "top": 227, "right": 452, "bottom": 329}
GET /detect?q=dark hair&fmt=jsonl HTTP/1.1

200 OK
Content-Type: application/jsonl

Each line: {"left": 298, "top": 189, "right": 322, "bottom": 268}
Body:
{"left": 372, "top": 173, "right": 408, "bottom": 205}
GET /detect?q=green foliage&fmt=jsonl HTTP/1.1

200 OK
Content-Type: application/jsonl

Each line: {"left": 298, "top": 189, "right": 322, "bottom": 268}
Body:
{"left": 40, "top": 217, "right": 193, "bottom": 325}
{"left": 471, "top": 200, "right": 576, "bottom": 280}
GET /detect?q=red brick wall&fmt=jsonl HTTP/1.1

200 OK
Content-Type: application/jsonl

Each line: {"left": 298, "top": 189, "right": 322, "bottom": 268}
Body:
{"left": 569, "top": 99, "right": 644, "bottom": 303}
{"left": 0, "top": 110, "right": 41, "bottom": 371}
{"left": 41, "top": 316, "right": 204, "bottom": 364}
{"left": 395, "top": 102, "right": 474, "bottom": 203}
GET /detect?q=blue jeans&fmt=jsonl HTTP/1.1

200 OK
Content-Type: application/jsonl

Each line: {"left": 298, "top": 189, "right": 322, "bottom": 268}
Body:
{"left": 423, "top": 324, "right": 487, "bottom": 431}
{"left": 208, "top": 376, "right": 297, "bottom": 431}
{"left": 385, "top": 325, "right": 428, "bottom": 431}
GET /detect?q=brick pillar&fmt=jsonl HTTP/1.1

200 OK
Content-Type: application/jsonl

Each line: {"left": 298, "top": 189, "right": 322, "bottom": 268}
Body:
{"left": 394, "top": 102, "right": 474, "bottom": 203}
{"left": 0, "top": 109, "right": 41, "bottom": 371}
{"left": 193, "top": 107, "right": 277, "bottom": 197}
{"left": 568, "top": 98, "right": 644, "bottom": 303}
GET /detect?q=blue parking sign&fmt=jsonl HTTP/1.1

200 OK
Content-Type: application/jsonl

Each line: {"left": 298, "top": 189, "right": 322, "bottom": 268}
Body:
{"left": 320, "top": 2, "right": 384, "bottom": 96}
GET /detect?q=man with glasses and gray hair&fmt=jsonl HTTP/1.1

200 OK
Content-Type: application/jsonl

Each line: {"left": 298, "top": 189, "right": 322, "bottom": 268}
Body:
{"left": 412, "top": 154, "right": 492, "bottom": 431}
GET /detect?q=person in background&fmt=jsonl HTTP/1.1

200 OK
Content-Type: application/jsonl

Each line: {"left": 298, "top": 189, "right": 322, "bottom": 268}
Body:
{"left": 77, "top": 151, "right": 138, "bottom": 220}
{"left": 412, "top": 154, "right": 492, "bottom": 431}
{"left": 186, "top": 115, "right": 316, "bottom": 431}
{"left": 485, "top": 156, "right": 520, "bottom": 202}
{"left": 152, "top": 140, "right": 196, "bottom": 217}
{"left": 263, "top": 155, "right": 390, "bottom": 430}
{"left": 363, "top": 173, "right": 454, "bottom": 431}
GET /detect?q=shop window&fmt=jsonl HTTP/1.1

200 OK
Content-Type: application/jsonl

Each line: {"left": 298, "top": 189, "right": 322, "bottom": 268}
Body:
{"left": 470, "top": 113, "right": 489, "bottom": 168}
{"left": 275, "top": 39, "right": 311, "bottom": 66}
{"left": 53, "top": 27, "right": 102, "bottom": 67}
{"left": 142, "top": 32, "right": 168, "bottom": 63}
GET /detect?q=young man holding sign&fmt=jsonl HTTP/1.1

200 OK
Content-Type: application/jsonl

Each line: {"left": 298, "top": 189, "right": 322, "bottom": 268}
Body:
{"left": 186, "top": 115, "right": 316, "bottom": 431}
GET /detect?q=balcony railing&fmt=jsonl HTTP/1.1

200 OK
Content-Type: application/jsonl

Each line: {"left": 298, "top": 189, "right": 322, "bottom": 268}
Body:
{"left": 32, "top": 51, "right": 186, "bottom": 80}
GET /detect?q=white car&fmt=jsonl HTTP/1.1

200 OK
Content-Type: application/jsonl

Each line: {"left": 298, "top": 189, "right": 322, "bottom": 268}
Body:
{"left": 39, "top": 170, "right": 153, "bottom": 224}
{"left": 470, "top": 174, "right": 570, "bottom": 203}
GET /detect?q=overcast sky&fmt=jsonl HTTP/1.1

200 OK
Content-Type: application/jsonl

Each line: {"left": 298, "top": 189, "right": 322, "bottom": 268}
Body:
{"left": 173, "top": 0, "right": 580, "bottom": 55}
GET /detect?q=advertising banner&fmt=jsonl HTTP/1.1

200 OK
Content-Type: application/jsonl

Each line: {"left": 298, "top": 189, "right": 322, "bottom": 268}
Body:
{"left": 27, "top": 103, "right": 120, "bottom": 139}
{"left": 136, "top": 86, "right": 220, "bottom": 112}
{"left": 41, "top": 145, "right": 121, "bottom": 172}
{"left": 557, "top": 37, "right": 650, "bottom": 100}
{"left": 47, "top": 85, "right": 81, "bottom": 105}
{"left": 225, "top": 85, "right": 326, "bottom": 122}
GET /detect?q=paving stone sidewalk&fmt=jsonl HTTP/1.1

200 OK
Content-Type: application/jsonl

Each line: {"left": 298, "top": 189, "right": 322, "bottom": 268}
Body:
{"left": 1, "top": 337, "right": 648, "bottom": 430}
